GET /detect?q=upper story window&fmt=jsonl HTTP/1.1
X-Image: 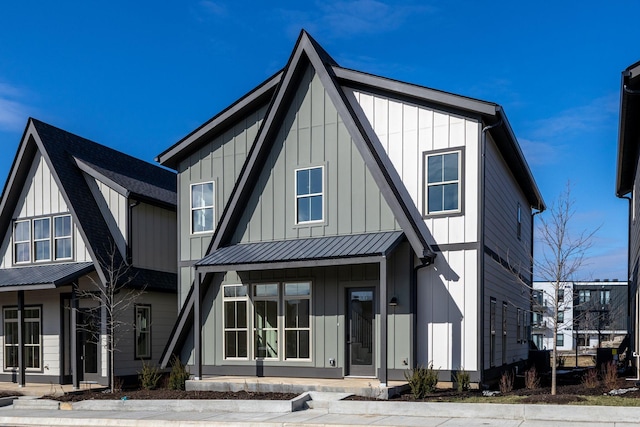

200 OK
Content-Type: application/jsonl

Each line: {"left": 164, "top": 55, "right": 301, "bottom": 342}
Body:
{"left": 13, "top": 221, "right": 30, "bottom": 263}
{"left": 191, "top": 182, "right": 214, "bottom": 233}
{"left": 425, "top": 151, "right": 461, "bottom": 215}
{"left": 33, "top": 218, "right": 50, "bottom": 262}
{"left": 295, "top": 166, "right": 323, "bottom": 224}
{"left": 13, "top": 215, "right": 72, "bottom": 265}
{"left": 54, "top": 215, "right": 72, "bottom": 260}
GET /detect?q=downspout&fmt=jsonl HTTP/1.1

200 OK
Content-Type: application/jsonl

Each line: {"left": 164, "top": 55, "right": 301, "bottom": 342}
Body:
{"left": 412, "top": 258, "right": 433, "bottom": 369}
{"left": 531, "top": 210, "right": 542, "bottom": 345}
{"left": 479, "top": 118, "right": 502, "bottom": 384}
{"left": 127, "top": 200, "right": 140, "bottom": 264}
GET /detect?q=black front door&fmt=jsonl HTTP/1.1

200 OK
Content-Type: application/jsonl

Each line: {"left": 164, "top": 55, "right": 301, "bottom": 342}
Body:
{"left": 78, "top": 310, "right": 99, "bottom": 382}
{"left": 346, "top": 288, "right": 375, "bottom": 376}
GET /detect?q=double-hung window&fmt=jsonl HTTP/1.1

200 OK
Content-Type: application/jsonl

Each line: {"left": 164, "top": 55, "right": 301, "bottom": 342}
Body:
{"left": 222, "top": 282, "right": 312, "bottom": 361}
{"left": 4, "top": 307, "right": 41, "bottom": 370}
{"left": 295, "top": 166, "right": 323, "bottom": 224}
{"left": 13, "top": 214, "right": 72, "bottom": 264}
{"left": 135, "top": 305, "right": 151, "bottom": 359}
{"left": 254, "top": 284, "right": 279, "bottom": 359}
{"left": 191, "top": 182, "right": 214, "bottom": 233}
{"left": 54, "top": 215, "right": 72, "bottom": 260}
{"left": 284, "top": 283, "right": 311, "bottom": 360}
{"left": 33, "top": 218, "right": 50, "bottom": 262}
{"left": 426, "top": 151, "right": 460, "bottom": 214}
{"left": 13, "top": 221, "right": 30, "bottom": 264}
{"left": 223, "top": 285, "right": 248, "bottom": 359}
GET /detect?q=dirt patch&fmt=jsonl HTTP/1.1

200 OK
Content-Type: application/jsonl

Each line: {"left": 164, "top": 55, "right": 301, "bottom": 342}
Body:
{"left": 48, "top": 389, "right": 299, "bottom": 402}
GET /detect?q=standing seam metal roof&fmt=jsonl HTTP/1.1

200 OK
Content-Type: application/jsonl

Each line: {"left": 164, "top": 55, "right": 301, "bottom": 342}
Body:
{"left": 0, "top": 262, "right": 94, "bottom": 289}
{"left": 196, "top": 231, "right": 404, "bottom": 267}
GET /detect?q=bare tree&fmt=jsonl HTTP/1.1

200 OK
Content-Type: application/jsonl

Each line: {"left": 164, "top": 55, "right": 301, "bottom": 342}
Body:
{"left": 534, "top": 182, "right": 599, "bottom": 395}
{"left": 78, "top": 242, "right": 146, "bottom": 392}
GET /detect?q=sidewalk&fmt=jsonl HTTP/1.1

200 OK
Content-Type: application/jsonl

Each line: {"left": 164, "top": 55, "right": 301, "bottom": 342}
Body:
{"left": 1, "top": 396, "right": 640, "bottom": 426}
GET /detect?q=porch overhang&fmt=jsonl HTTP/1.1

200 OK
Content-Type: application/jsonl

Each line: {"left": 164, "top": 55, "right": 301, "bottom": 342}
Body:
{"left": 0, "top": 262, "right": 94, "bottom": 292}
{"left": 194, "top": 231, "right": 405, "bottom": 273}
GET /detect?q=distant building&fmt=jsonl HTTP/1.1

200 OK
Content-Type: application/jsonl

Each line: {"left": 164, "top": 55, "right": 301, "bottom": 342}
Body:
{"left": 532, "top": 281, "right": 627, "bottom": 352}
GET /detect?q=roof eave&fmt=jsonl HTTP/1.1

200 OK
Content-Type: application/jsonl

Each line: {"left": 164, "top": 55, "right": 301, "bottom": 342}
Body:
{"left": 156, "top": 71, "right": 283, "bottom": 170}
{"left": 616, "top": 65, "right": 640, "bottom": 197}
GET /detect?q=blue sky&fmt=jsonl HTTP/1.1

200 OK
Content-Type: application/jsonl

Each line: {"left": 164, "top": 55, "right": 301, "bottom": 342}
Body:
{"left": 0, "top": 1, "right": 636, "bottom": 280}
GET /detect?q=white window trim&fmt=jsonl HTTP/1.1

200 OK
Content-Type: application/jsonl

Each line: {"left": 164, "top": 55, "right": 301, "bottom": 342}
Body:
{"left": 53, "top": 214, "right": 73, "bottom": 261}
{"left": 190, "top": 181, "right": 215, "bottom": 235}
{"left": 222, "top": 284, "right": 249, "bottom": 360}
{"left": 13, "top": 220, "right": 30, "bottom": 265}
{"left": 3, "top": 306, "right": 42, "bottom": 371}
{"left": 253, "top": 283, "right": 280, "bottom": 360}
{"left": 283, "top": 282, "right": 312, "bottom": 361}
{"left": 425, "top": 150, "right": 462, "bottom": 215}
{"left": 294, "top": 166, "right": 325, "bottom": 225}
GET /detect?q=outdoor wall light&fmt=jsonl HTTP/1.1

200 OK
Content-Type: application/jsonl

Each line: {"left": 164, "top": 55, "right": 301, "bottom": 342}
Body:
{"left": 389, "top": 296, "right": 398, "bottom": 306}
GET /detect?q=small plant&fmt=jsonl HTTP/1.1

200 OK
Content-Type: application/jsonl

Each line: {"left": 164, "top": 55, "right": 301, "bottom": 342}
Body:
{"left": 168, "top": 355, "right": 190, "bottom": 390}
{"left": 499, "top": 370, "right": 514, "bottom": 393}
{"left": 454, "top": 368, "right": 470, "bottom": 392}
{"left": 404, "top": 362, "right": 438, "bottom": 399}
{"left": 524, "top": 367, "right": 540, "bottom": 390}
{"left": 601, "top": 361, "right": 618, "bottom": 390}
{"left": 112, "top": 376, "right": 124, "bottom": 393}
{"left": 138, "top": 361, "right": 162, "bottom": 390}
{"left": 582, "top": 368, "right": 599, "bottom": 389}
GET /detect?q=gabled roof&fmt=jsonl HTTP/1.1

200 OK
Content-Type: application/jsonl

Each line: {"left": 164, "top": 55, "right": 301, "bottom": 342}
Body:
{"left": 0, "top": 118, "right": 177, "bottom": 291}
{"left": 616, "top": 60, "right": 640, "bottom": 197}
{"left": 207, "top": 30, "right": 436, "bottom": 261}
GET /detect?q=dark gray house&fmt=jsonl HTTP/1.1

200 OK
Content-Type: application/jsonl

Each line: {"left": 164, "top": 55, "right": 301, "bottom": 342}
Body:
{"left": 0, "top": 119, "right": 177, "bottom": 388}
{"left": 616, "top": 60, "right": 640, "bottom": 376}
{"left": 158, "top": 31, "right": 545, "bottom": 386}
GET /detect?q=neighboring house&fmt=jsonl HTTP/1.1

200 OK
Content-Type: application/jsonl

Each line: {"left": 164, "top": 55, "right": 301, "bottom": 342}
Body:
{"left": 532, "top": 281, "right": 627, "bottom": 352}
{"left": 617, "top": 59, "right": 640, "bottom": 375}
{"left": 157, "top": 31, "right": 545, "bottom": 386}
{"left": 0, "top": 118, "right": 177, "bottom": 388}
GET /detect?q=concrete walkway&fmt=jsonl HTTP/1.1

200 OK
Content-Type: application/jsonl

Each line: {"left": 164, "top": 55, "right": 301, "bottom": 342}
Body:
{"left": 1, "top": 394, "right": 640, "bottom": 426}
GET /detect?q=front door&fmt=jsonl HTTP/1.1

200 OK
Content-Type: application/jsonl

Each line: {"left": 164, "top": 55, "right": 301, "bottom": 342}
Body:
{"left": 346, "top": 288, "right": 375, "bottom": 376}
{"left": 78, "top": 310, "right": 99, "bottom": 382}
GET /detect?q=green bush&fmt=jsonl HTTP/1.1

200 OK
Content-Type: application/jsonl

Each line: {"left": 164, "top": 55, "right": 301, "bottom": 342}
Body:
{"left": 404, "top": 362, "right": 438, "bottom": 399}
{"left": 138, "top": 361, "right": 161, "bottom": 390}
{"left": 454, "top": 368, "right": 470, "bottom": 392}
{"left": 167, "top": 355, "right": 190, "bottom": 390}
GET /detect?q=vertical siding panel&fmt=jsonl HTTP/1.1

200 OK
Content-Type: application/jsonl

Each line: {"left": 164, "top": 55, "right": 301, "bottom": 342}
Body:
{"left": 433, "top": 111, "right": 449, "bottom": 150}
{"left": 465, "top": 120, "right": 479, "bottom": 242}
{"left": 336, "top": 121, "right": 351, "bottom": 235}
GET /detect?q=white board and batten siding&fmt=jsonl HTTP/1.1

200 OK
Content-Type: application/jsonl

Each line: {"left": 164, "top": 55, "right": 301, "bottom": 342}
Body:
{"left": 0, "top": 151, "right": 91, "bottom": 268}
{"left": 350, "top": 89, "right": 480, "bottom": 246}
{"left": 351, "top": 90, "right": 481, "bottom": 372}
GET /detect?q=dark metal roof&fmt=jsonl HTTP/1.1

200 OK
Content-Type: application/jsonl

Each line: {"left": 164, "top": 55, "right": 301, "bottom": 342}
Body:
{"left": 0, "top": 119, "right": 178, "bottom": 290}
{"left": 0, "top": 262, "right": 94, "bottom": 291}
{"left": 196, "top": 231, "right": 404, "bottom": 271}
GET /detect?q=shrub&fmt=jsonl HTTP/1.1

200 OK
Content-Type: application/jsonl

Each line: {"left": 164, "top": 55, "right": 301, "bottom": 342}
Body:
{"left": 404, "top": 362, "right": 438, "bottom": 399}
{"left": 454, "top": 368, "right": 470, "bottom": 392}
{"left": 138, "top": 361, "right": 162, "bottom": 390}
{"left": 499, "top": 370, "right": 514, "bottom": 393}
{"left": 168, "top": 355, "right": 190, "bottom": 390}
{"left": 601, "top": 361, "right": 618, "bottom": 390}
{"left": 524, "top": 367, "right": 540, "bottom": 390}
{"left": 582, "top": 368, "right": 599, "bottom": 389}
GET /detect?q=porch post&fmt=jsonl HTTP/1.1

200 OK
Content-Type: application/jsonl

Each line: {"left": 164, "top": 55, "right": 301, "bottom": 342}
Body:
{"left": 71, "top": 282, "right": 79, "bottom": 390}
{"left": 17, "top": 290, "right": 25, "bottom": 387}
{"left": 193, "top": 272, "right": 202, "bottom": 380}
{"left": 380, "top": 259, "right": 388, "bottom": 387}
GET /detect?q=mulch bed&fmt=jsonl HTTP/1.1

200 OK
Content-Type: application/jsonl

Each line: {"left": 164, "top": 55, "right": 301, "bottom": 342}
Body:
{"left": 48, "top": 389, "right": 299, "bottom": 402}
